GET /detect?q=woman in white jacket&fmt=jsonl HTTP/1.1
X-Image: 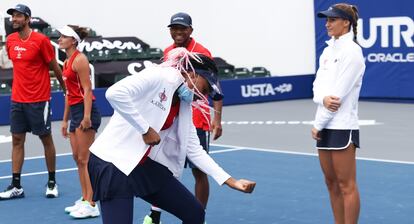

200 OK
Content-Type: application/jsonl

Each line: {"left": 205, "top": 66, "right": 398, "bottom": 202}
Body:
{"left": 88, "top": 48, "right": 255, "bottom": 224}
{"left": 312, "top": 4, "right": 365, "bottom": 224}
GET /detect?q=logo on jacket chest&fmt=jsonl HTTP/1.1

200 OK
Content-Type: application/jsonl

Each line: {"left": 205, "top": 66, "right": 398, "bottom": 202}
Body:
{"left": 322, "top": 58, "right": 339, "bottom": 70}
{"left": 150, "top": 88, "right": 167, "bottom": 111}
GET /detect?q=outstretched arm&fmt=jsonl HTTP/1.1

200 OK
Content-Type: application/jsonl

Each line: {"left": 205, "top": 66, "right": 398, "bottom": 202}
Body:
{"left": 187, "top": 124, "right": 256, "bottom": 193}
{"left": 224, "top": 177, "right": 256, "bottom": 193}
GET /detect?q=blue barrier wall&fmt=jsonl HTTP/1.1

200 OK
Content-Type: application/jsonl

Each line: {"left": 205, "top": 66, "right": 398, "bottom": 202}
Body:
{"left": 0, "top": 75, "right": 314, "bottom": 125}
{"left": 220, "top": 75, "right": 314, "bottom": 105}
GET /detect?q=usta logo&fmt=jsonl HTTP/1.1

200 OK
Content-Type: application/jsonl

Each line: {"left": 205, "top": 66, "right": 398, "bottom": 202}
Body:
{"left": 241, "top": 83, "right": 292, "bottom": 97}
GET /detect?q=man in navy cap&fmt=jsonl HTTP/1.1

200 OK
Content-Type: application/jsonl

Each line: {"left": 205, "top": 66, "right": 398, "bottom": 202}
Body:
{"left": 7, "top": 4, "right": 31, "bottom": 17}
{"left": 0, "top": 4, "right": 66, "bottom": 200}
{"left": 143, "top": 12, "right": 224, "bottom": 224}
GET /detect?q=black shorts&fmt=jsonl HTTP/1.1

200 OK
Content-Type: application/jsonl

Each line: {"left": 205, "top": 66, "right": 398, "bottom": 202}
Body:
{"left": 88, "top": 153, "right": 172, "bottom": 201}
{"left": 185, "top": 128, "right": 210, "bottom": 169}
{"left": 10, "top": 101, "right": 51, "bottom": 136}
{"left": 316, "top": 129, "right": 360, "bottom": 150}
{"left": 69, "top": 101, "right": 101, "bottom": 132}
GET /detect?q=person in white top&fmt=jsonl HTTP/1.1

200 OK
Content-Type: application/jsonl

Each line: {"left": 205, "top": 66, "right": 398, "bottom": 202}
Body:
{"left": 0, "top": 42, "right": 13, "bottom": 69}
{"left": 312, "top": 3, "right": 365, "bottom": 224}
{"left": 88, "top": 48, "right": 255, "bottom": 224}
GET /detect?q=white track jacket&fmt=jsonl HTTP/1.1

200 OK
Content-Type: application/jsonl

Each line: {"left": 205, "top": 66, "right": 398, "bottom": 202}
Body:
{"left": 90, "top": 66, "right": 231, "bottom": 185}
{"left": 313, "top": 31, "right": 366, "bottom": 131}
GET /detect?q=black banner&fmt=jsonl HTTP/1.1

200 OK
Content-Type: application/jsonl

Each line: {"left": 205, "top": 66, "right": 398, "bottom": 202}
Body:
{"left": 93, "top": 59, "right": 161, "bottom": 87}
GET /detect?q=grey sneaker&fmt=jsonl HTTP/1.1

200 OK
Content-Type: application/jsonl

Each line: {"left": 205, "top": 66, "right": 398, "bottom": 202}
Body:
{"left": 0, "top": 185, "right": 24, "bottom": 200}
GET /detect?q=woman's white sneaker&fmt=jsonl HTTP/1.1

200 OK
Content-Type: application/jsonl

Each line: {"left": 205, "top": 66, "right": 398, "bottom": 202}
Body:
{"left": 65, "top": 197, "right": 84, "bottom": 213}
{"left": 69, "top": 201, "right": 100, "bottom": 219}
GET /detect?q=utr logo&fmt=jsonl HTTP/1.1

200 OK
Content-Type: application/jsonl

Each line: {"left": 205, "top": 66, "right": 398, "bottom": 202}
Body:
{"left": 357, "top": 16, "right": 414, "bottom": 48}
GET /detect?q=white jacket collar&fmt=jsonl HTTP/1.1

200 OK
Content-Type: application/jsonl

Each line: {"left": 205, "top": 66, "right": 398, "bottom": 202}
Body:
{"left": 325, "top": 31, "right": 354, "bottom": 47}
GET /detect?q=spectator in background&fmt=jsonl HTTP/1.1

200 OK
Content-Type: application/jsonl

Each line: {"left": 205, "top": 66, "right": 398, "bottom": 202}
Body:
{"left": 0, "top": 41, "right": 13, "bottom": 69}
{"left": 312, "top": 3, "right": 365, "bottom": 224}
{"left": 143, "top": 12, "right": 224, "bottom": 224}
{"left": 57, "top": 25, "right": 101, "bottom": 219}
{"left": 0, "top": 4, "right": 66, "bottom": 200}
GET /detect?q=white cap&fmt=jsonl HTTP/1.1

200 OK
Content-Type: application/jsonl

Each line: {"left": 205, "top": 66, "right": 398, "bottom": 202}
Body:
{"left": 57, "top": 25, "right": 81, "bottom": 43}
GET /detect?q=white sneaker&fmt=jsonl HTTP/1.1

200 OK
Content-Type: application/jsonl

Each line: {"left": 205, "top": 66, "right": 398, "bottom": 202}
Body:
{"left": 65, "top": 197, "right": 84, "bottom": 213}
{"left": 0, "top": 185, "right": 24, "bottom": 200}
{"left": 45, "top": 181, "right": 58, "bottom": 198}
{"left": 69, "top": 201, "right": 100, "bottom": 219}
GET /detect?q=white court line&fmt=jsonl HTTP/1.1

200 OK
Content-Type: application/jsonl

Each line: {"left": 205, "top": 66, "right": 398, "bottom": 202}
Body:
{"left": 0, "top": 168, "right": 78, "bottom": 180}
{"left": 1, "top": 144, "right": 413, "bottom": 180}
{"left": 0, "top": 152, "right": 73, "bottom": 163}
{"left": 212, "top": 143, "right": 414, "bottom": 165}
{"left": 209, "top": 147, "right": 245, "bottom": 154}
{"left": 221, "top": 120, "right": 383, "bottom": 126}
{"left": 0, "top": 148, "right": 245, "bottom": 164}
{"left": 0, "top": 149, "right": 245, "bottom": 179}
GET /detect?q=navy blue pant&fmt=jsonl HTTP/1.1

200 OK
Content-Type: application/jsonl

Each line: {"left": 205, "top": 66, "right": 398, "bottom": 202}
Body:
{"left": 100, "top": 170, "right": 205, "bottom": 224}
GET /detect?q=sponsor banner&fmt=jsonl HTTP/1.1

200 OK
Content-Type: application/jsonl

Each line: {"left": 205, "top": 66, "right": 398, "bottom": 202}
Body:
{"left": 0, "top": 75, "right": 314, "bottom": 125}
{"left": 79, "top": 36, "right": 150, "bottom": 52}
{"left": 220, "top": 75, "right": 314, "bottom": 105}
{"left": 54, "top": 36, "right": 151, "bottom": 63}
{"left": 315, "top": 0, "right": 414, "bottom": 99}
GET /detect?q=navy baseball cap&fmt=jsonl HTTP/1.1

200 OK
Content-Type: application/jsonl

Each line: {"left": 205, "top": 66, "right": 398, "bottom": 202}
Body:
{"left": 317, "top": 6, "right": 353, "bottom": 22}
{"left": 7, "top": 4, "right": 31, "bottom": 17}
{"left": 190, "top": 54, "right": 223, "bottom": 100}
{"left": 168, "top": 12, "right": 192, "bottom": 27}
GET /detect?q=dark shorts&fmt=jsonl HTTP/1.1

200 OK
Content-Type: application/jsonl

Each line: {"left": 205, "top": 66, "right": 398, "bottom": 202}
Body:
{"left": 185, "top": 128, "right": 210, "bottom": 169}
{"left": 69, "top": 101, "right": 101, "bottom": 132}
{"left": 317, "top": 129, "right": 360, "bottom": 150}
{"left": 10, "top": 101, "right": 52, "bottom": 136}
{"left": 88, "top": 153, "right": 173, "bottom": 202}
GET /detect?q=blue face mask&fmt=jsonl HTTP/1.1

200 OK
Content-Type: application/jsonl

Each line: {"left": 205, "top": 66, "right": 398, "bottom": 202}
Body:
{"left": 177, "top": 84, "right": 194, "bottom": 103}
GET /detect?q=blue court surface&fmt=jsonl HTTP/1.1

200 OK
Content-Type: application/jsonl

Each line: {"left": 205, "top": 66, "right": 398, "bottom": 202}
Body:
{"left": 0, "top": 144, "right": 413, "bottom": 224}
